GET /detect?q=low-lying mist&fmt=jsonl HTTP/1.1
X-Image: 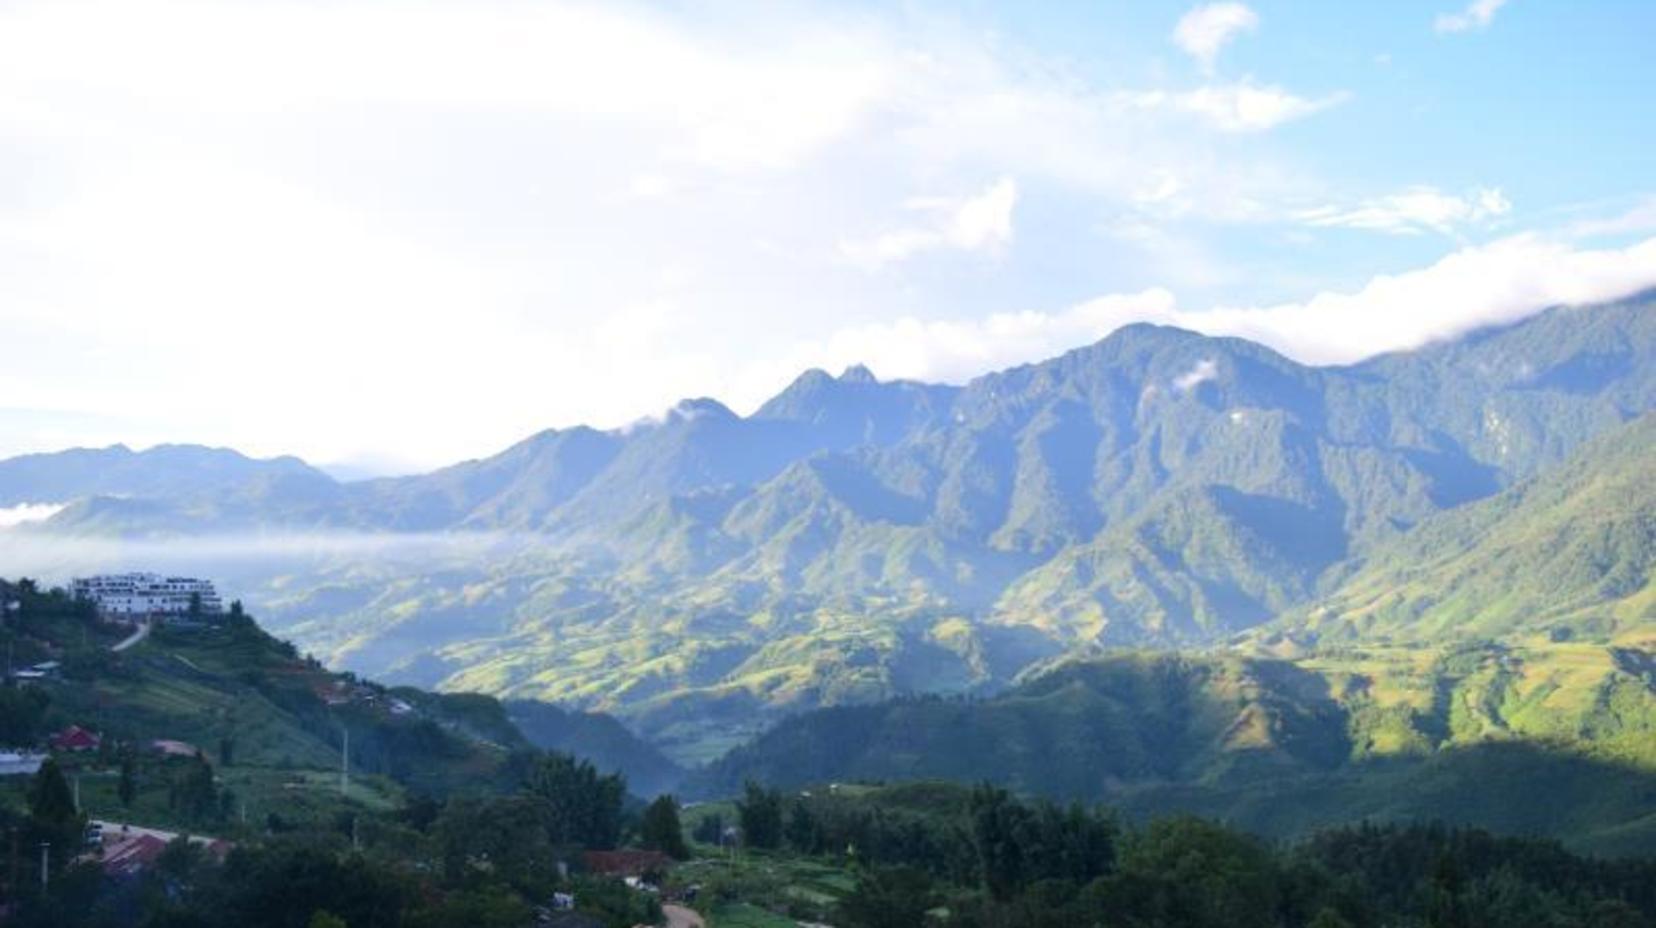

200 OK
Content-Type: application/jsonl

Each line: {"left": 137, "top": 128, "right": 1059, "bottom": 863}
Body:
{"left": 0, "top": 527, "right": 559, "bottom": 587}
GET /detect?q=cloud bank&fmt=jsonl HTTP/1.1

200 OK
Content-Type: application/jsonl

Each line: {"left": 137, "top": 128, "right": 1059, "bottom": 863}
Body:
{"left": 1297, "top": 186, "right": 1512, "bottom": 236}
{"left": 0, "top": 503, "right": 65, "bottom": 528}
{"left": 765, "top": 233, "right": 1656, "bottom": 385}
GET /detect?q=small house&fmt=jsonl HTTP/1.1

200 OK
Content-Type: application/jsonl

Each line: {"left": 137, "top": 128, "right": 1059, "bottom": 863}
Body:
{"left": 148, "top": 739, "right": 200, "bottom": 758}
{"left": 49, "top": 725, "right": 102, "bottom": 752}
{"left": 100, "top": 833, "right": 169, "bottom": 879}
{"left": 0, "top": 751, "right": 46, "bottom": 776}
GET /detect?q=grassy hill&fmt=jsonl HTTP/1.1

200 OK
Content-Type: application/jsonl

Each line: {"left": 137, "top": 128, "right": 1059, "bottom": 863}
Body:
{"left": 688, "top": 644, "right": 1656, "bottom": 855}
{"left": 0, "top": 579, "right": 676, "bottom": 838}
{"left": 1276, "top": 412, "right": 1656, "bottom": 645}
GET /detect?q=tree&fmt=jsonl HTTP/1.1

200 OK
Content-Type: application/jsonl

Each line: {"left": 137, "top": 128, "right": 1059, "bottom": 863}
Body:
{"left": 521, "top": 751, "right": 625, "bottom": 849}
{"left": 692, "top": 812, "right": 724, "bottom": 846}
{"left": 1427, "top": 852, "right": 1466, "bottom": 928}
{"left": 968, "top": 784, "right": 1032, "bottom": 901}
{"left": 435, "top": 795, "right": 559, "bottom": 889}
{"left": 1308, "top": 908, "right": 1354, "bottom": 928}
{"left": 1114, "top": 816, "right": 1278, "bottom": 928}
{"left": 172, "top": 754, "right": 218, "bottom": 822}
{"left": 737, "top": 781, "right": 784, "bottom": 850}
{"left": 639, "top": 795, "right": 689, "bottom": 860}
{"left": 118, "top": 751, "right": 138, "bottom": 807}
{"left": 837, "top": 866, "right": 936, "bottom": 928}
{"left": 28, "top": 758, "right": 77, "bottom": 826}
{"left": 785, "top": 797, "right": 820, "bottom": 853}
{"left": 0, "top": 687, "right": 49, "bottom": 745}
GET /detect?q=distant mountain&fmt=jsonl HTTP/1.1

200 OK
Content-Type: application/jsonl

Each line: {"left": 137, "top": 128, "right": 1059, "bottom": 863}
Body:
{"left": 0, "top": 443, "right": 324, "bottom": 508}
{"left": 9, "top": 293, "right": 1655, "bottom": 762}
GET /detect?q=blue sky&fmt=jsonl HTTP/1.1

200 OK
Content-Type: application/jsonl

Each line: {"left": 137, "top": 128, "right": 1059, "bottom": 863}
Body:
{"left": 0, "top": 0, "right": 1653, "bottom": 475}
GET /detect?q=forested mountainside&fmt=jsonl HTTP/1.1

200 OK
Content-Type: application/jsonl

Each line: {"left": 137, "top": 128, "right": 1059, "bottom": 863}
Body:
{"left": 7, "top": 294, "right": 1653, "bottom": 762}
{"left": 690, "top": 642, "right": 1656, "bottom": 856}
{"left": 1266, "top": 411, "right": 1656, "bottom": 646}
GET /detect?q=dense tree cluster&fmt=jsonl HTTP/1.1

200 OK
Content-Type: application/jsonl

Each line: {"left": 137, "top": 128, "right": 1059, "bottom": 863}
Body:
{"left": 816, "top": 790, "right": 1656, "bottom": 928}
{"left": 3, "top": 747, "right": 659, "bottom": 928}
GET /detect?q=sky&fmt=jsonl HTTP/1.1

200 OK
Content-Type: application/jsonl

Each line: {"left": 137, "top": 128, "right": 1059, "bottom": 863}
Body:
{"left": 2, "top": 0, "right": 1654, "bottom": 476}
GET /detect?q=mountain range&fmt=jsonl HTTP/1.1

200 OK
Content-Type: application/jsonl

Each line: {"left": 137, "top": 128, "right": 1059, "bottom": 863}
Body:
{"left": 4, "top": 293, "right": 1653, "bottom": 763}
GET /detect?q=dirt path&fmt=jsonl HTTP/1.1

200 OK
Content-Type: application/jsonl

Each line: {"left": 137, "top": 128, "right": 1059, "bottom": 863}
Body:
{"left": 662, "top": 904, "right": 706, "bottom": 928}
{"left": 111, "top": 619, "right": 151, "bottom": 652}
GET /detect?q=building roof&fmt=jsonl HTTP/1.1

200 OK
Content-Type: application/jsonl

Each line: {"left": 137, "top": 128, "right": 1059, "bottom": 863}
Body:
{"left": 582, "top": 849, "right": 673, "bottom": 877}
{"left": 149, "top": 739, "right": 200, "bottom": 757}
{"left": 101, "top": 833, "right": 169, "bottom": 878}
{"left": 50, "top": 725, "right": 102, "bottom": 750}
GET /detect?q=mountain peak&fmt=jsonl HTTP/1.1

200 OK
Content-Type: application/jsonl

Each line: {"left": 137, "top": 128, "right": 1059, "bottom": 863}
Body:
{"left": 667, "top": 397, "right": 736, "bottom": 422}
{"left": 839, "top": 364, "right": 878, "bottom": 384}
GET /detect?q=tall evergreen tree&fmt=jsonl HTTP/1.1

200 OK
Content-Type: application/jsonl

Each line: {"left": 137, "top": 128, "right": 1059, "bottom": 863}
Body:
{"left": 639, "top": 795, "right": 689, "bottom": 859}
{"left": 737, "top": 781, "right": 784, "bottom": 850}
{"left": 118, "top": 751, "right": 137, "bottom": 808}
{"left": 28, "top": 758, "right": 77, "bottom": 826}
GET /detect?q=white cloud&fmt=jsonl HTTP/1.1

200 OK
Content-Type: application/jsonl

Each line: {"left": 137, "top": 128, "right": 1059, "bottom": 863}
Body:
{"left": 740, "top": 289, "right": 1179, "bottom": 388}
{"left": 1296, "top": 186, "right": 1512, "bottom": 236}
{"left": 1173, "top": 3, "right": 1259, "bottom": 73}
{"left": 841, "top": 178, "right": 1018, "bottom": 266}
{"left": 1435, "top": 0, "right": 1510, "bottom": 34}
{"left": 1172, "top": 359, "right": 1220, "bottom": 392}
{"left": 0, "top": 503, "right": 65, "bottom": 528}
{"left": 1119, "top": 81, "right": 1348, "bottom": 133}
{"left": 764, "top": 234, "right": 1656, "bottom": 385}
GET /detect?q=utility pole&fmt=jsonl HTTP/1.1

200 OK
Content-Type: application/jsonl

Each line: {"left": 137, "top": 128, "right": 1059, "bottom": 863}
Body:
{"left": 340, "top": 727, "right": 349, "bottom": 798}
{"left": 38, "top": 842, "right": 48, "bottom": 892}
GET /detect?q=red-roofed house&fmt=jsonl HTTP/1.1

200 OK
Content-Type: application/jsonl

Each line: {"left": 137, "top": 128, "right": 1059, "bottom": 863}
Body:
{"left": 582, "top": 849, "right": 673, "bottom": 879}
{"left": 49, "top": 725, "right": 102, "bottom": 752}
{"left": 101, "top": 833, "right": 168, "bottom": 878}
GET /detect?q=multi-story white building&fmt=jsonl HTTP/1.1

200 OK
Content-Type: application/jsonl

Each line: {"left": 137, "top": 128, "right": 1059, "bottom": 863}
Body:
{"left": 71, "top": 573, "right": 224, "bottom": 620}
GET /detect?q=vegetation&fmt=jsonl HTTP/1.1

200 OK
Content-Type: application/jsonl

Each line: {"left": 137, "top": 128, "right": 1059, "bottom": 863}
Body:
{"left": 678, "top": 781, "right": 1656, "bottom": 928}
{"left": 640, "top": 794, "right": 689, "bottom": 859}
{"left": 690, "top": 645, "right": 1656, "bottom": 855}
{"left": 0, "top": 579, "right": 667, "bottom": 927}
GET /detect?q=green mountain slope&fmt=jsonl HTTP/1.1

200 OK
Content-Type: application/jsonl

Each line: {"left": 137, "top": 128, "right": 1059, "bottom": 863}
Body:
{"left": 689, "top": 643, "right": 1656, "bottom": 853}
{"left": 505, "top": 699, "right": 684, "bottom": 796}
{"left": 0, "top": 578, "right": 674, "bottom": 816}
{"left": 1279, "top": 412, "right": 1656, "bottom": 645}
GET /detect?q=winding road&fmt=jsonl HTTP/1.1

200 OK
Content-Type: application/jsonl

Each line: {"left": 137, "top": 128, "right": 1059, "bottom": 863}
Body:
{"left": 111, "top": 619, "right": 151, "bottom": 652}
{"left": 662, "top": 904, "right": 706, "bottom": 928}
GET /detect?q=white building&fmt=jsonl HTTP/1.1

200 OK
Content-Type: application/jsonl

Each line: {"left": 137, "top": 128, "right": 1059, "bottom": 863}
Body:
{"left": 71, "top": 573, "right": 224, "bottom": 620}
{"left": 0, "top": 751, "right": 46, "bottom": 776}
